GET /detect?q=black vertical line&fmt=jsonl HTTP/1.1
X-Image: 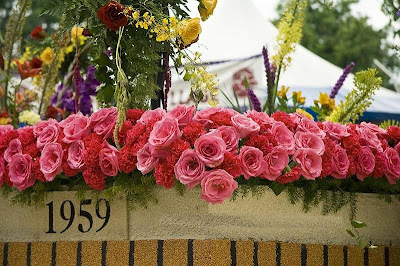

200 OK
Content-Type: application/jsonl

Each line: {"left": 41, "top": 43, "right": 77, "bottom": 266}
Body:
{"left": 301, "top": 244, "right": 307, "bottom": 266}
{"left": 157, "top": 240, "right": 164, "bottom": 266}
{"left": 76, "top": 241, "right": 82, "bottom": 266}
{"left": 384, "top": 247, "right": 389, "bottom": 266}
{"left": 230, "top": 241, "right": 236, "bottom": 266}
{"left": 364, "top": 247, "right": 369, "bottom": 266}
{"left": 187, "top": 240, "right": 193, "bottom": 266}
{"left": 276, "top": 242, "right": 281, "bottom": 266}
{"left": 128, "top": 241, "right": 135, "bottom": 266}
{"left": 253, "top": 242, "right": 258, "bottom": 266}
{"left": 343, "top": 246, "right": 348, "bottom": 266}
{"left": 51, "top": 242, "right": 56, "bottom": 266}
{"left": 101, "top": 241, "right": 107, "bottom": 266}
{"left": 3, "top": 243, "right": 8, "bottom": 266}
{"left": 26, "top": 242, "right": 31, "bottom": 266}
{"left": 323, "top": 245, "right": 328, "bottom": 266}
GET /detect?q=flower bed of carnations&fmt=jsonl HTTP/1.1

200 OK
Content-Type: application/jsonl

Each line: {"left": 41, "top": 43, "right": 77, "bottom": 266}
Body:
{"left": 1, "top": 105, "right": 400, "bottom": 205}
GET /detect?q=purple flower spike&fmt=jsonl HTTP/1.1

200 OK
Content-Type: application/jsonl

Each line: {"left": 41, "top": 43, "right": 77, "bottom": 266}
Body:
{"left": 248, "top": 89, "right": 262, "bottom": 112}
{"left": 330, "top": 62, "right": 355, "bottom": 99}
{"left": 262, "top": 46, "right": 274, "bottom": 89}
{"left": 397, "top": 9, "right": 400, "bottom": 17}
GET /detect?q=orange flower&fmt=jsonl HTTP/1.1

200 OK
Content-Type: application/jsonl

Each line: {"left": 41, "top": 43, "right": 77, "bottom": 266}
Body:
{"left": 30, "top": 26, "right": 46, "bottom": 40}
{"left": 15, "top": 59, "right": 41, "bottom": 80}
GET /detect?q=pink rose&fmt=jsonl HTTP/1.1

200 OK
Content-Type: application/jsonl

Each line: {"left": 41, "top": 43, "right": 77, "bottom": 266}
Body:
{"left": 175, "top": 149, "right": 205, "bottom": 189}
{"left": 9, "top": 153, "right": 34, "bottom": 191}
{"left": 384, "top": 148, "right": 400, "bottom": 184}
{"left": 239, "top": 146, "right": 266, "bottom": 179}
{"left": 62, "top": 113, "right": 91, "bottom": 144}
{"left": 271, "top": 122, "right": 295, "bottom": 155}
{"left": 33, "top": 120, "right": 50, "bottom": 137}
{"left": 359, "top": 122, "right": 388, "bottom": 137}
{"left": 294, "top": 131, "right": 325, "bottom": 155}
{"left": 67, "top": 140, "right": 85, "bottom": 170}
{"left": 0, "top": 125, "right": 13, "bottom": 137}
{"left": 40, "top": 143, "right": 64, "bottom": 181}
{"left": 149, "top": 117, "right": 181, "bottom": 157}
{"left": 293, "top": 148, "right": 322, "bottom": 180}
{"left": 201, "top": 169, "right": 238, "bottom": 204}
{"left": 246, "top": 110, "right": 274, "bottom": 128}
{"left": 217, "top": 126, "right": 240, "bottom": 154}
{"left": 137, "top": 143, "right": 159, "bottom": 175}
{"left": 193, "top": 107, "right": 223, "bottom": 129}
{"left": 99, "top": 142, "right": 119, "bottom": 177}
{"left": 297, "top": 117, "right": 326, "bottom": 139}
{"left": 356, "top": 125, "right": 382, "bottom": 152}
{"left": 0, "top": 157, "right": 4, "bottom": 186}
{"left": 139, "top": 108, "right": 166, "bottom": 124}
{"left": 231, "top": 114, "right": 260, "bottom": 138}
{"left": 90, "top": 108, "right": 118, "bottom": 139}
{"left": 262, "top": 147, "right": 289, "bottom": 181}
{"left": 166, "top": 105, "right": 195, "bottom": 128}
{"left": 395, "top": 142, "right": 400, "bottom": 154}
{"left": 194, "top": 131, "right": 226, "bottom": 167}
{"left": 4, "top": 139, "right": 22, "bottom": 163}
{"left": 355, "top": 146, "right": 375, "bottom": 181}
{"left": 36, "top": 119, "right": 60, "bottom": 149}
{"left": 323, "top": 121, "right": 350, "bottom": 141}
{"left": 331, "top": 145, "right": 350, "bottom": 179}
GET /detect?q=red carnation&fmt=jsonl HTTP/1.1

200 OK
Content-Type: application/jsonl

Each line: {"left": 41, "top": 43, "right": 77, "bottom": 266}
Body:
{"left": 83, "top": 133, "right": 103, "bottom": 149}
{"left": 246, "top": 133, "right": 277, "bottom": 155}
{"left": 3, "top": 166, "right": 12, "bottom": 187}
{"left": 346, "top": 154, "right": 357, "bottom": 178}
{"left": 320, "top": 137, "right": 335, "bottom": 178}
{"left": 118, "top": 144, "right": 137, "bottom": 173}
{"left": 0, "top": 130, "right": 18, "bottom": 149}
{"left": 210, "top": 111, "right": 232, "bottom": 127}
{"left": 166, "top": 139, "right": 190, "bottom": 166}
{"left": 18, "top": 127, "right": 35, "bottom": 146}
{"left": 126, "top": 122, "right": 146, "bottom": 145}
{"left": 154, "top": 160, "right": 175, "bottom": 189}
{"left": 83, "top": 168, "right": 106, "bottom": 190}
{"left": 182, "top": 121, "right": 206, "bottom": 146}
{"left": 216, "top": 152, "right": 242, "bottom": 178}
{"left": 97, "top": 1, "right": 128, "bottom": 31}
{"left": 23, "top": 142, "right": 40, "bottom": 158}
{"left": 387, "top": 126, "right": 400, "bottom": 144}
{"left": 30, "top": 26, "right": 46, "bottom": 40}
{"left": 126, "top": 109, "right": 145, "bottom": 124}
{"left": 271, "top": 111, "right": 296, "bottom": 132}
{"left": 342, "top": 129, "right": 361, "bottom": 157}
{"left": 372, "top": 152, "right": 386, "bottom": 179}
{"left": 63, "top": 162, "right": 81, "bottom": 177}
{"left": 118, "top": 120, "right": 133, "bottom": 146}
{"left": 32, "top": 160, "right": 46, "bottom": 182}
{"left": 276, "top": 166, "right": 302, "bottom": 184}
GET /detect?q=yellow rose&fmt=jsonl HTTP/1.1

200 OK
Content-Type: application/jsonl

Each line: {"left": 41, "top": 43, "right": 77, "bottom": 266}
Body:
{"left": 40, "top": 47, "right": 55, "bottom": 65}
{"left": 199, "top": 0, "right": 218, "bottom": 21}
{"left": 180, "top": 18, "right": 202, "bottom": 47}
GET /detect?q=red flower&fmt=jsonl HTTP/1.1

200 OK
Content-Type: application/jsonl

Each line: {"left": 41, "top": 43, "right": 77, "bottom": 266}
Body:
{"left": 182, "top": 121, "right": 206, "bottom": 146}
{"left": 320, "top": 137, "right": 335, "bottom": 178}
{"left": 388, "top": 126, "right": 400, "bottom": 144}
{"left": 18, "top": 127, "right": 35, "bottom": 146}
{"left": 126, "top": 109, "right": 145, "bottom": 124}
{"left": 276, "top": 166, "right": 302, "bottom": 184}
{"left": 97, "top": 1, "right": 128, "bottom": 31}
{"left": 30, "top": 26, "right": 46, "bottom": 40}
{"left": 118, "top": 120, "right": 133, "bottom": 146}
{"left": 0, "top": 130, "right": 18, "bottom": 150}
{"left": 271, "top": 111, "right": 296, "bottom": 132}
{"left": 372, "top": 152, "right": 386, "bottom": 179}
{"left": 3, "top": 166, "right": 12, "bottom": 187}
{"left": 118, "top": 144, "right": 137, "bottom": 173}
{"left": 63, "top": 162, "right": 81, "bottom": 177}
{"left": 216, "top": 152, "right": 242, "bottom": 178}
{"left": 342, "top": 129, "right": 361, "bottom": 157}
{"left": 126, "top": 122, "right": 146, "bottom": 145}
{"left": 30, "top": 57, "right": 43, "bottom": 69}
{"left": 346, "top": 154, "right": 357, "bottom": 178}
{"left": 154, "top": 160, "right": 175, "bottom": 189}
{"left": 32, "top": 159, "right": 46, "bottom": 182}
{"left": 83, "top": 168, "right": 106, "bottom": 190}
{"left": 45, "top": 106, "right": 65, "bottom": 120}
{"left": 246, "top": 133, "right": 277, "bottom": 155}
{"left": 23, "top": 143, "right": 40, "bottom": 158}
{"left": 15, "top": 59, "right": 41, "bottom": 80}
{"left": 166, "top": 139, "right": 190, "bottom": 165}
{"left": 210, "top": 111, "right": 232, "bottom": 127}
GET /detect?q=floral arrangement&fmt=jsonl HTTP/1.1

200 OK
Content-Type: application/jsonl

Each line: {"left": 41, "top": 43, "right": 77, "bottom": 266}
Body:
{"left": 1, "top": 105, "right": 400, "bottom": 205}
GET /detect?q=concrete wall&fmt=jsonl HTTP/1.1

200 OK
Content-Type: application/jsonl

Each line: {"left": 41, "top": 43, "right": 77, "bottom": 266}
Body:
{"left": 0, "top": 188, "right": 399, "bottom": 245}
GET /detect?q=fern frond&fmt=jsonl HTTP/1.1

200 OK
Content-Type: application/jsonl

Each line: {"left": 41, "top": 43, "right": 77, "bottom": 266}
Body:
{"left": 380, "top": 119, "right": 400, "bottom": 130}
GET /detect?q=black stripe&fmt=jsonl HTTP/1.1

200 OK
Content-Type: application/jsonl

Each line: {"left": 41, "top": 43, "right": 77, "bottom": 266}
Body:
{"left": 129, "top": 241, "right": 135, "bottom": 266}
{"left": 230, "top": 241, "right": 236, "bottom": 266}
{"left": 51, "top": 242, "right": 56, "bottom": 266}
{"left": 276, "top": 242, "right": 281, "bottom": 266}
{"left": 323, "top": 245, "right": 328, "bottom": 266}
{"left": 253, "top": 242, "right": 258, "bottom": 266}
{"left": 187, "top": 240, "right": 193, "bottom": 266}
{"left": 384, "top": 246, "right": 389, "bottom": 266}
{"left": 364, "top": 247, "right": 369, "bottom": 266}
{"left": 26, "top": 243, "right": 31, "bottom": 266}
{"left": 157, "top": 240, "right": 164, "bottom": 266}
{"left": 301, "top": 244, "right": 307, "bottom": 266}
{"left": 3, "top": 243, "right": 8, "bottom": 266}
{"left": 101, "top": 241, "right": 107, "bottom": 266}
{"left": 76, "top": 241, "right": 82, "bottom": 266}
{"left": 343, "top": 246, "right": 348, "bottom": 266}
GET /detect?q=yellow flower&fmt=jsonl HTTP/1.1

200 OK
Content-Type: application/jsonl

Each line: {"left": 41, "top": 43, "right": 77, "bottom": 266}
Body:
{"left": 180, "top": 18, "right": 202, "bottom": 47}
{"left": 15, "top": 93, "right": 25, "bottom": 105}
{"left": 40, "top": 47, "right": 55, "bottom": 65}
{"left": 71, "top": 27, "right": 87, "bottom": 46}
{"left": 199, "top": 0, "right": 218, "bottom": 21}
{"left": 296, "top": 108, "right": 314, "bottom": 120}
{"left": 292, "top": 91, "right": 305, "bottom": 104}
{"left": 0, "top": 118, "right": 12, "bottom": 125}
{"left": 318, "top": 92, "right": 335, "bottom": 110}
{"left": 277, "top": 85, "right": 290, "bottom": 98}
{"left": 19, "top": 110, "right": 41, "bottom": 125}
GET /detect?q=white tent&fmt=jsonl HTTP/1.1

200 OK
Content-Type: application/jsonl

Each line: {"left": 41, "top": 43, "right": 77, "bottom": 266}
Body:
{"left": 170, "top": 0, "right": 400, "bottom": 120}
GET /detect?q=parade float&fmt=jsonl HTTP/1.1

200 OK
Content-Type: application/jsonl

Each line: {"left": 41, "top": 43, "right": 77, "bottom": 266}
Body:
{"left": 0, "top": 0, "right": 400, "bottom": 265}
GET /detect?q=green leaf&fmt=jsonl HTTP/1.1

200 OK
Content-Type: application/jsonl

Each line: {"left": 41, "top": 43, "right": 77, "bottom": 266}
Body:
{"left": 183, "top": 71, "right": 191, "bottom": 81}
{"left": 243, "top": 77, "right": 250, "bottom": 89}
{"left": 269, "top": 182, "right": 286, "bottom": 196}
{"left": 351, "top": 220, "right": 367, "bottom": 229}
{"left": 346, "top": 229, "right": 356, "bottom": 237}
{"left": 358, "top": 239, "right": 367, "bottom": 249}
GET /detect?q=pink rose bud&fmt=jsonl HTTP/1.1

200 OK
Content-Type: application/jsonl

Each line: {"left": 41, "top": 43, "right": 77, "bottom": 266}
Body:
{"left": 175, "top": 149, "right": 205, "bottom": 189}
{"left": 36, "top": 119, "right": 60, "bottom": 149}
{"left": 90, "top": 108, "right": 118, "bottom": 139}
{"left": 194, "top": 131, "right": 226, "bottom": 167}
{"left": 40, "top": 143, "right": 64, "bottom": 181}
{"left": 355, "top": 146, "right": 375, "bottom": 181}
{"left": 139, "top": 108, "right": 166, "bottom": 124}
{"left": 271, "top": 122, "right": 295, "bottom": 155}
{"left": 149, "top": 117, "right": 181, "bottom": 157}
{"left": 239, "top": 146, "right": 267, "bottom": 179}
{"left": 384, "top": 147, "right": 400, "bottom": 184}
{"left": 331, "top": 145, "right": 350, "bottom": 179}
{"left": 293, "top": 148, "right": 322, "bottom": 180}
{"left": 4, "top": 139, "right": 22, "bottom": 163}
{"left": 294, "top": 131, "right": 325, "bottom": 155}
{"left": 356, "top": 125, "right": 383, "bottom": 153}
{"left": 297, "top": 116, "right": 326, "bottom": 139}
{"left": 166, "top": 105, "right": 195, "bottom": 128}
{"left": 61, "top": 113, "right": 91, "bottom": 144}
{"left": 99, "top": 142, "right": 119, "bottom": 177}
{"left": 201, "top": 169, "right": 238, "bottom": 204}
{"left": 262, "top": 147, "right": 289, "bottom": 181}
{"left": 231, "top": 114, "right": 260, "bottom": 138}
{"left": 323, "top": 121, "right": 350, "bottom": 141}
{"left": 137, "top": 143, "right": 159, "bottom": 175}
{"left": 9, "top": 153, "right": 34, "bottom": 191}
{"left": 67, "top": 140, "right": 85, "bottom": 170}
{"left": 217, "top": 126, "right": 240, "bottom": 154}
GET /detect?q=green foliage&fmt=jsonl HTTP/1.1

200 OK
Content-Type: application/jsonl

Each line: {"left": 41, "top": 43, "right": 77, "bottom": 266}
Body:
{"left": 380, "top": 119, "right": 400, "bottom": 130}
{"left": 382, "top": 0, "right": 400, "bottom": 36}
{"left": 327, "top": 68, "right": 382, "bottom": 123}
